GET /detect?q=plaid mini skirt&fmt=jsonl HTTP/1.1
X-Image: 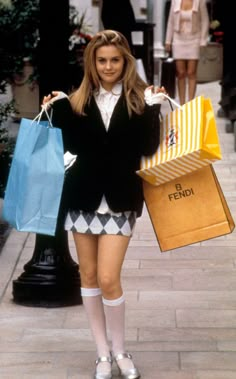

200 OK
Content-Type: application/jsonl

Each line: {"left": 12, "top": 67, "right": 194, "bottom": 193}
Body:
{"left": 64, "top": 210, "right": 137, "bottom": 236}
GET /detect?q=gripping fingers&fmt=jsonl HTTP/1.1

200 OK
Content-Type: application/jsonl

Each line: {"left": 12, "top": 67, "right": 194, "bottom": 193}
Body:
{"left": 42, "top": 94, "right": 52, "bottom": 106}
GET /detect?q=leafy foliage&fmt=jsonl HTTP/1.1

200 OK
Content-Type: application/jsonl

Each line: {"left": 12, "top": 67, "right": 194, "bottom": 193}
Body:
{"left": 0, "top": 100, "right": 16, "bottom": 197}
{"left": 0, "top": 0, "right": 40, "bottom": 93}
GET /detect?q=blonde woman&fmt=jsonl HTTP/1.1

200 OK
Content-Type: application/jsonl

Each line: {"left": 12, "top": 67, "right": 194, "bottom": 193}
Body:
{"left": 43, "top": 30, "right": 166, "bottom": 379}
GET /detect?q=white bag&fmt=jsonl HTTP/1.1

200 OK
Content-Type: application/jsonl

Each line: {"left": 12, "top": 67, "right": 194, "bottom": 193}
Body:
{"left": 136, "top": 58, "right": 147, "bottom": 83}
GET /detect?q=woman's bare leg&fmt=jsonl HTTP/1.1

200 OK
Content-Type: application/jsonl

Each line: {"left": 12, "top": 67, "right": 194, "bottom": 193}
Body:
{"left": 73, "top": 232, "right": 132, "bottom": 373}
{"left": 187, "top": 59, "right": 198, "bottom": 101}
{"left": 73, "top": 233, "right": 111, "bottom": 374}
{"left": 96, "top": 234, "right": 136, "bottom": 371}
{"left": 96, "top": 234, "right": 130, "bottom": 299}
{"left": 175, "top": 59, "right": 187, "bottom": 105}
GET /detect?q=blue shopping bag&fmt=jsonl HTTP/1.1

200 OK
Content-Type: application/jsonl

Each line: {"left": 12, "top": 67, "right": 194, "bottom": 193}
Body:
{"left": 2, "top": 107, "right": 65, "bottom": 236}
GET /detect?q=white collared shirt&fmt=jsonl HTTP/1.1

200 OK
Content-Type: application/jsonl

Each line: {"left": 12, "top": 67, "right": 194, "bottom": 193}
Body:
{"left": 94, "top": 82, "right": 122, "bottom": 130}
{"left": 94, "top": 83, "right": 122, "bottom": 215}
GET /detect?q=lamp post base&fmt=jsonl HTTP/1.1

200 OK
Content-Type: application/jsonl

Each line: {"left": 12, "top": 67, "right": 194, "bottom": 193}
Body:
{"left": 12, "top": 231, "right": 82, "bottom": 307}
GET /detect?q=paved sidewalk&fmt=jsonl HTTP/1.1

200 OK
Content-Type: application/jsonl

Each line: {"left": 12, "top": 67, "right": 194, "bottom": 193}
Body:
{"left": 0, "top": 81, "right": 236, "bottom": 379}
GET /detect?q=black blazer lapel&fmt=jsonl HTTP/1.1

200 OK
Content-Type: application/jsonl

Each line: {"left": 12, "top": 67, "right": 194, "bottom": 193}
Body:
{"left": 108, "top": 94, "right": 129, "bottom": 133}
{"left": 86, "top": 96, "right": 107, "bottom": 134}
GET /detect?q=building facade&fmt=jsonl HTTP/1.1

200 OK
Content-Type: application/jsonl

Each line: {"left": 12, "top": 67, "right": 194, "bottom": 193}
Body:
{"left": 70, "top": 0, "right": 170, "bottom": 59}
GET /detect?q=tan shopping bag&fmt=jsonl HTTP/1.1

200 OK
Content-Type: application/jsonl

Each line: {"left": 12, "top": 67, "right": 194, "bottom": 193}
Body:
{"left": 197, "top": 43, "right": 223, "bottom": 83}
{"left": 143, "top": 165, "right": 235, "bottom": 252}
{"left": 137, "top": 96, "right": 222, "bottom": 186}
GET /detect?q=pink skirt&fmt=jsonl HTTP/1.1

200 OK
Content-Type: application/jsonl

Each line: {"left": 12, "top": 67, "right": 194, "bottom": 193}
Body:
{"left": 172, "top": 32, "right": 201, "bottom": 60}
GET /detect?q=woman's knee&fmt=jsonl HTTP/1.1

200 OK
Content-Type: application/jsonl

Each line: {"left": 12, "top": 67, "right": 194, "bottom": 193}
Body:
{"left": 187, "top": 69, "right": 197, "bottom": 80}
{"left": 98, "top": 273, "right": 120, "bottom": 296}
{"left": 80, "top": 266, "right": 98, "bottom": 288}
{"left": 177, "top": 70, "right": 186, "bottom": 80}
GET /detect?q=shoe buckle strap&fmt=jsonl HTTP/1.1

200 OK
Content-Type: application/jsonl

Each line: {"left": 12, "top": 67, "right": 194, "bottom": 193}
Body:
{"left": 95, "top": 356, "right": 112, "bottom": 365}
{"left": 115, "top": 352, "right": 132, "bottom": 361}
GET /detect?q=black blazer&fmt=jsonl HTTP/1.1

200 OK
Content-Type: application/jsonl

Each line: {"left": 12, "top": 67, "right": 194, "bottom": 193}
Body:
{"left": 52, "top": 94, "right": 161, "bottom": 217}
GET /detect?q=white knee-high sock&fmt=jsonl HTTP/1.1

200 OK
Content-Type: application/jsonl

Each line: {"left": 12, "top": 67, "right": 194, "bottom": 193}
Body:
{"left": 103, "top": 294, "right": 125, "bottom": 355}
{"left": 103, "top": 295, "right": 134, "bottom": 371}
{"left": 81, "top": 287, "right": 110, "bottom": 358}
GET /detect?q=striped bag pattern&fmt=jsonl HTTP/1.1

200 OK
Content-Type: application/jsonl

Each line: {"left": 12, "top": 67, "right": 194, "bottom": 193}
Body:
{"left": 136, "top": 95, "right": 222, "bottom": 186}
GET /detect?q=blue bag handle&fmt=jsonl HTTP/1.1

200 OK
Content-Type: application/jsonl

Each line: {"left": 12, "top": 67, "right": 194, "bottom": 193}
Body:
{"left": 32, "top": 105, "right": 53, "bottom": 128}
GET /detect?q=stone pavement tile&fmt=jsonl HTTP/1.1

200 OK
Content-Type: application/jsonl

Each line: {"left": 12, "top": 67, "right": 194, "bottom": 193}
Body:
{"left": 0, "top": 326, "right": 23, "bottom": 342}
{"left": 133, "top": 340, "right": 217, "bottom": 352}
{"left": 0, "top": 312, "right": 66, "bottom": 330}
{"left": 201, "top": 240, "right": 236, "bottom": 247}
{"left": 67, "top": 373, "right": 94, "bottom": 379}
{"left": 2, "top": 229, "right": 28, "bottom": 246}
{"left": 127, "top": 245, "right": 170, "bottom": 259}
{"left": 62, "top": 306, "right": 92, "bottom": 329}
{"left": 140, "top": 372, "right": 196, "bottom": 379}
{"left": 16, "top": 246, "right": 40, "bottom": 265}
{"left": 0, "top": 302, "right": 68, "bottom": 329}
{"left": 173, "top": 270, "right": 236, "bottom": 290}
{"left": 129, "top": 240, "right": 160, "bottom": 247}
{"left": 176, "top": 309, "right": 236, "bottom": 328}
{"left": 122, "top": 270, "right": 172, "bottom": 290}
{"left": 139, "top": 327, "right": 236, "bottom": 342}
{"left": 0, "top": 374, "right": 66, "bottom": 379}
{"left": 23, "top": 233, "right": 36, "bottom": 247}
{"left": 0, "top": 352, "right": 55, "bottom": 375}
{"left": 22, "top": 374, "right": 67, "bottom": 379}
{"left": 123, "top": 290, "right": 139, "bottom": 303}
{"left": 134, "top": 351, "right": 179, "bottom": 373}
{"left": 196, "top": 371, "right": 236, "bottom": 379}
{"left": 140, "top": 258, "right": 234, "bottom": 269}
{"left": 138, "top": 290, "right": 236, "bottom": 309}
{"left": 0, "top": 232, "right": 28, "bottom": 299}
{"left": 168, "top": 246, "right": 236, "bottom": 259}
{"left": 180, "top": 352, "right": 236, "bottom": 370}
{"left": 0, "top": 338, "right": 93, "bottom": 355}
{"left": 217, "top": 341, "right": 236, "bottom": 351}
{"left": 0, "top": 351, "right": 95, "bottom": 377}
{"left": 133, "top": 232, "right": 157, "bottom": 241}
{"left": 0, "top": 371, "right": 67, "bottom": 379}
{"left": 122, "top": 259, "right": 140, "bottom": 268}
{"left": 126, "top": 308, "right": 176, "bottom": 328}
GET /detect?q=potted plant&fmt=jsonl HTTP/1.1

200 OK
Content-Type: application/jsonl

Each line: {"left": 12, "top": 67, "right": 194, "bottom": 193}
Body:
{"left": 0, "top": 0, "right": 39, "bottom": 88}
{"left": 68, "top": 6, "right": 93, "bottom": 91}
{"left": 0, "top": 100, "right": 16, "bottom": 197}
{"left": 0, "top": 1, "right": 93, "bottom": 94}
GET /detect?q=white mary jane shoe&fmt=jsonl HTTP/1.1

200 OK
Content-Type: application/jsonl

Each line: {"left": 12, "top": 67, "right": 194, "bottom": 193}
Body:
{"left": 114, "top": 352, "right": 141, "bottom": 379}
{"left": 94, "top": 355, "right": 113, "bottom": 379}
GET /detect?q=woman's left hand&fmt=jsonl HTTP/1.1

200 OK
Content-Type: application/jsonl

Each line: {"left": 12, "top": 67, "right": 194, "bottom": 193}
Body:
{"left": 144, "top": 85, "right": 168, "bottom": 105}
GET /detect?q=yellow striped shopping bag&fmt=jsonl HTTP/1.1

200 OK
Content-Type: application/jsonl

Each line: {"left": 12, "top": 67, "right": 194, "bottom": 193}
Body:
{"left": 136, "top": 95, "right": 222, "bottom": 186}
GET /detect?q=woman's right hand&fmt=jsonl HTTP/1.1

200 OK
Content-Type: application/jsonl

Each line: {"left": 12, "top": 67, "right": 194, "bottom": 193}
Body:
{"left": 165, "top": 43, "right": 171, "bottom": 53}
{"left": 42, "top": 91, "right": 68, "bottom": 106}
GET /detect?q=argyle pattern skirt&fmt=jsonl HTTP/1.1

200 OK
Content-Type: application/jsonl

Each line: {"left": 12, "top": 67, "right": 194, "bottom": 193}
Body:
{"left": 64, "top": 210, "right": 137, "bottom": 236}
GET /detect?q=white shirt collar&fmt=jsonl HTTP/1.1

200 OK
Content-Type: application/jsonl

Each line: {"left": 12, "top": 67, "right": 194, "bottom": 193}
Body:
{"left": 96, "top": 82, "right": 122, "bottom": 97}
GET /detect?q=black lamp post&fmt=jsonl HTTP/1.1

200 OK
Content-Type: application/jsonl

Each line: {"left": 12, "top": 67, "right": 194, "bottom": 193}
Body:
{"left": 12, "top": 229, "right": 81, "bottom": 307}
{"left": 12, "top": 0, "right": 82, "bottom": 307}
{"left": 13, "top": 178, "right": 82, "bottom": 307}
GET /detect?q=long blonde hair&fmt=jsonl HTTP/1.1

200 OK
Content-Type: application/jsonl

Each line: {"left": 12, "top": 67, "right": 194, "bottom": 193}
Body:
{"left": 69, "top": 29, "right": 148, "bottom": 116}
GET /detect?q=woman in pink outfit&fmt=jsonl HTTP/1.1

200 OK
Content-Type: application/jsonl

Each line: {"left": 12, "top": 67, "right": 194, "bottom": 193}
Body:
{"left": 165, "top": 0, "right": 209, "bottom": 105}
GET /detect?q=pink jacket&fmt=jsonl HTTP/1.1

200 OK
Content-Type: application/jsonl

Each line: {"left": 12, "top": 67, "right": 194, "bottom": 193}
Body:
{"left": 165, "top": 0, "right": 209, "bottom": 46}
